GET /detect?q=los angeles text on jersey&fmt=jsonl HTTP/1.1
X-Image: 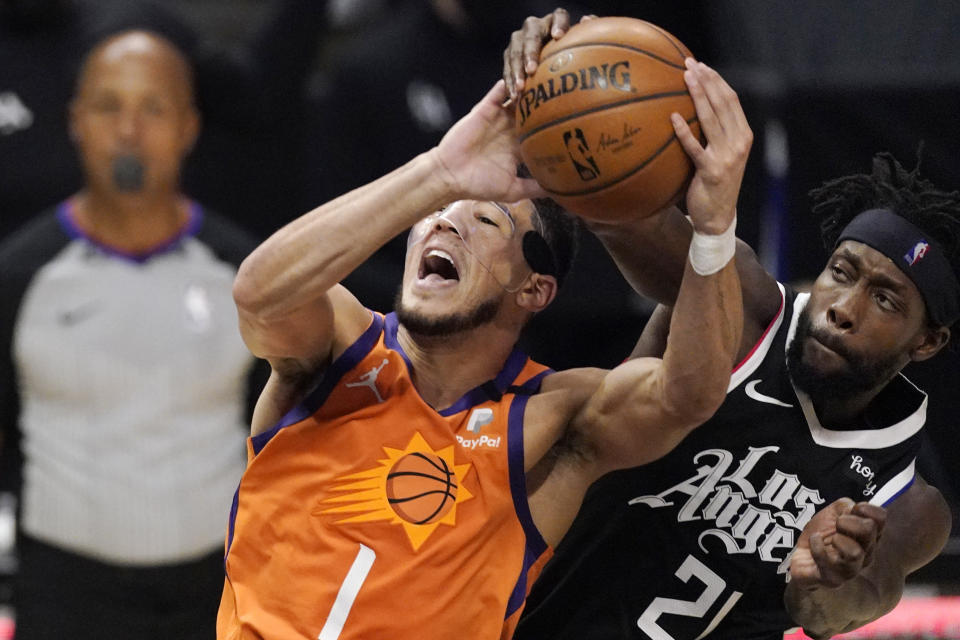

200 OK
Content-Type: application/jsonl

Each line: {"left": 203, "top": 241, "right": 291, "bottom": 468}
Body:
{"left": 628, "top": 445, "right": 824, "bottom": 576}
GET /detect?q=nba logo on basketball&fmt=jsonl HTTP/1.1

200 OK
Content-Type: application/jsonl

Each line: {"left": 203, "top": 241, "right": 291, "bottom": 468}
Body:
{"left": 563, "top": 128, "right": 600, "bottom": 181}
{"left": 904, "top": 241, "right": 929, "bottom": 266}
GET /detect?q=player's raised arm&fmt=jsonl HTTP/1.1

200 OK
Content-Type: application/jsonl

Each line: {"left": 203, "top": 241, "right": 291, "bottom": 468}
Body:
{"left": 566, "top": 57, "right": 747, "bottom": 472}
{"left": 595, "top": 54, "right": 750, "bottom": 438}
{"left": 597, "top": 59, "right": 779, "bottom": 341}
{"left": 525, "top": 101, "right": 743, "bottom": 547}
{"left": 529, "top": 55, "right": 747, "bottom": 490}
{"left": 232, "top": 81, "right": 545, "bottom": 434}
{"left": 232, "top": 81, "right": 545, "bottom": 368}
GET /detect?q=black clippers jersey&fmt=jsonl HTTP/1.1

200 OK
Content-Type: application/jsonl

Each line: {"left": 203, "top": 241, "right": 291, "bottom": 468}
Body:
{"left": 517, "top": 285, "right": 926, "bottom": 640}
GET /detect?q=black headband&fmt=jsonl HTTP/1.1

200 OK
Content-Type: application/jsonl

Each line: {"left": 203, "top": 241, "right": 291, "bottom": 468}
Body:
{"left": 836, "top": 208, "right": 960, "bottom": 325}
{"left": 522, "top": 231, "right": 560, "bottom": 286}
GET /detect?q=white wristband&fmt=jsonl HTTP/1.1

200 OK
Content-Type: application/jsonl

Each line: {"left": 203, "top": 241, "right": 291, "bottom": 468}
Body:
{"left": 689, "top": 217, "right": 737, "bottom": 276}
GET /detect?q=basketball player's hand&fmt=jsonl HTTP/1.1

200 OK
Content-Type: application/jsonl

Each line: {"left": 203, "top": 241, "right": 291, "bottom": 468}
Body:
{"left": 503, "top": 9, "right": 597, "bottom": 100}
{"left": 433, "top": 80, "right": 547, "bottom": 203}
{"left": 671, "top": 58, "right": 751, "bottom": 235}
{"left": 790, "top": 498, "right": 886, "bottom": 590}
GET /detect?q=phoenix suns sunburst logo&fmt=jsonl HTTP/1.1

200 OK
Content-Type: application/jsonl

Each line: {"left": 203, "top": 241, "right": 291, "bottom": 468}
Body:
{"left": 321, "top": 432, "right": 474, "bottom": 550}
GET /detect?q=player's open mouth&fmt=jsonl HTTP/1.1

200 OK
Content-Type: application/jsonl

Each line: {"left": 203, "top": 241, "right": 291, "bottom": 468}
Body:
{"left": 418, "top": 248, "right": 460, "bottom": 283}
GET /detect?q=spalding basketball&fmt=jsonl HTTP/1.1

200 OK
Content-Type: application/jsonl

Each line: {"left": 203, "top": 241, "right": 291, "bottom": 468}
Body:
{"left": 386, "top": 452, "right": 458, "bottom": 525}
{"left": 515, "top": 17, "right": 700, "bottom": 223}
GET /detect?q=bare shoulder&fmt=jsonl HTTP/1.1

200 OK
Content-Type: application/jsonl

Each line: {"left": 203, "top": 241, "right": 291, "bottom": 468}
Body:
{"left": 239, "top": 282, "right": 371, "bottom": 368}
{"left": 735, "top": 240, "right": 784, "bottom": 349}
{"left": 522, "top": 367, "right": 606, "bottom": 469}
{"left": 539, "top": 366, "right": 607, "bottom": 393}
{"left": 327, "top": 286, "right": 378, "bottom": 359}
{"left": 263, "top": 286, "right": 372, "bottom": 382}
{"left": 535, "top": 366, "right": 608, "bottom": 423}
{"left": 885, "top": 476, "right": 952, "bottom": 570}
{"left": 250, "top": 291, "right": 376, "bottom": 436}
{"left": 889, "top": 475, "right": 951, "bottom": 525}
{"left": 523, "top": 366, "right": 612, "bottom": 546}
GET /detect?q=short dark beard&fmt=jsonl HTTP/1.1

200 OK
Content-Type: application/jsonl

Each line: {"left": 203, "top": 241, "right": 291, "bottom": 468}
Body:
{"left": 786, "top": 306, "right": 901, "bottom": 399}
{"left": 394, "top": 290, "right": 501, "bottom": 338}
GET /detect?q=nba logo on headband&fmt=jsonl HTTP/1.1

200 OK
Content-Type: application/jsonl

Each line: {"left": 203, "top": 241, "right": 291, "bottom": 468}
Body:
{"left": 838, "top": 208, "right": 960, "bottom": 325}
{"left": 904, "top": 241, "right": 929, "bottom": 266}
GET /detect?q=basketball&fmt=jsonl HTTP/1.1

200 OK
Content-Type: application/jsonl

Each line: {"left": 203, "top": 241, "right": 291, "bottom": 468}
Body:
{"left": 515, "top": 17, "right": 700, "bottom": 223}
{"left": 386, "top": 452, "right": 458, "bottom": 525}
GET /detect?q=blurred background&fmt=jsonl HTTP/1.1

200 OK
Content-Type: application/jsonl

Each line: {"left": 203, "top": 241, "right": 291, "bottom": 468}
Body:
{"left": 1, "top": 0, "right": 958, "bottom": 637}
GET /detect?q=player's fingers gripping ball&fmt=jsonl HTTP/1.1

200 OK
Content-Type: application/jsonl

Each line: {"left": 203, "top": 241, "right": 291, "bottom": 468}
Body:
{"left": 515, "top": 17, "right": 699, "bottom": 223}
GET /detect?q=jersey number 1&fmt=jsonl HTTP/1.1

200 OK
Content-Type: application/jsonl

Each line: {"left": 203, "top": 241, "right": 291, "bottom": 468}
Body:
{"left": 637, "top": 554, "right": 742, "bottom": 640}
{"left": 318, "top": 544, "right": 376, "bottom": 640}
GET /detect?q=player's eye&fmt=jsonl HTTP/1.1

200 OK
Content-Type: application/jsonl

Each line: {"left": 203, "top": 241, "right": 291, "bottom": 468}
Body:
{"left": 478, "top": 215, "right": 499, "bottom": 227}
{"left": 830, "top": 265, "right": 849, "bottom": 282}
{"left": 874, "top": 291, "right": 897, "bottom": 312}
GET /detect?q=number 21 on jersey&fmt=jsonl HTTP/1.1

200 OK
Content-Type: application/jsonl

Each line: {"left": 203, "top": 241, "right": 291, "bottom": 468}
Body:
{"left": 637, "top": 554, "right": 742, "bottom": 640}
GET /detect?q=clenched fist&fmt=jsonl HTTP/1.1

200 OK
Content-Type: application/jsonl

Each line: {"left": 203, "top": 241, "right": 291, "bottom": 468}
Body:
{"left": 790, "top": 497, "right": 886, "bottom": 590}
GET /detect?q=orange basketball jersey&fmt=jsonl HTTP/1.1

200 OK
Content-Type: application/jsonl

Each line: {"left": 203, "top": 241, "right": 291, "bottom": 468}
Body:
{"left": 218, "top": 312, "right": 552, "bottom": 640}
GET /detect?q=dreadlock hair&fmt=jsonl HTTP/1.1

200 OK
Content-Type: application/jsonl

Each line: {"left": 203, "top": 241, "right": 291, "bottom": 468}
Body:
{"left": 810, "top": 151, "right": 960, "bottom": 347}
{"left": 517, "top": 164, "right": 582, "bottom": 289}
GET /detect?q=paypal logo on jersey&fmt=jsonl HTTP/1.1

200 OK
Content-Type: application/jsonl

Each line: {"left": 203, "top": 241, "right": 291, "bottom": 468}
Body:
{"left": 458, "top": 408, "right": 500, "bottom": 449}
{"left": 467, "top": 408, "right": 493, "bottom": 433}
{"left": 456, "top": 434, "right": 501, "bottom": 450}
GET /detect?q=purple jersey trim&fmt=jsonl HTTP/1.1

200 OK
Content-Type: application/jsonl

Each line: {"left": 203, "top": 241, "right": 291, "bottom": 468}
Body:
{"left": 504, "top": 392, "right": 549, "bottom": 618}
{"left": 250, "top": 311, "right": 383, "bottom": 456}
{"left": 56, "top": 199, "right": 203, "bottom": 263}
{"left": 383, "top": 312, "right": 414, "bottom": 371}
{"left": 383, "top": 312, "right": 530, "bottom": 415}
{"left": 882, "top": 473, "right": 916, "bottom": 507}
{"left": 515, "top": 369, "right": 552, "bottom": 394}
{"left": 229, "top": 312, "right": 382, "bottom": 562}
{"left": 438, "top": 348, "right": 528, "bottom": 416}
{"left": 225, "top": 485, "right": 241, "bottom": 567}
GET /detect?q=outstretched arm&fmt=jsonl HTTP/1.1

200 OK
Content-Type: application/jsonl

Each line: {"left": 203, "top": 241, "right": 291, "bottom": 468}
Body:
{"left": 573, "top": 52, "right": 751, "bottom": 466}
{"left": 528, "top": 149, "right": 742, "bottom": 543}
{"left": 785, "top": 478, "right": 951, "bottom": 638}
{"left": 233, "top": 81, "right": 545, "bottom": 431}
{"left": 535, "top": 56, "right": 747, "bottom": 477}
{"left": 526, "top": 48, "right": 748, "bottom": 545}
{"left": 589, "top": 59, "right": 777, "bottom": 362}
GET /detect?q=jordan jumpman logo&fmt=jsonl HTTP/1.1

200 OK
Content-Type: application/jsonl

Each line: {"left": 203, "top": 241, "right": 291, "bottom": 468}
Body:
{"left": 346, "top": 358, "right": 390, "bottom": 403}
